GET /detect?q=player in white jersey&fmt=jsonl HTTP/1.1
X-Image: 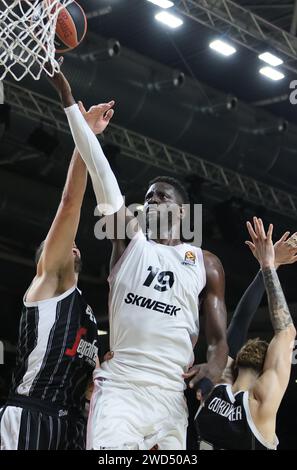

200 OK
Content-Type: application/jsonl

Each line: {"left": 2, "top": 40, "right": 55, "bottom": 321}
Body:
{"left": 87, "top": 177, "right": 229, "bottom": 449}
{"left": 45, "top": 66, "right": 229, "bottom": 450}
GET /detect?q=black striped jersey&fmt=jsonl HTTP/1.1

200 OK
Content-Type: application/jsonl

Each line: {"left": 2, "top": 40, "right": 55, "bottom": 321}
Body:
{"left": 195, "top": 384, "right": 278, "bottom": 450}
{"left": 11, "top": 286, "right": 99, "bottom": 414}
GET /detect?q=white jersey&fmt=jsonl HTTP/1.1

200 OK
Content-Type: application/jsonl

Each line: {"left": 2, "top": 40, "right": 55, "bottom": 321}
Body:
{"left": 97, "top": 231, "right": 206, "bottom": 391}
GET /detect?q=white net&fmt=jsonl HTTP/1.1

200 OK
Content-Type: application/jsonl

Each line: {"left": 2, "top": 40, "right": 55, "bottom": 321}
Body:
{"left": 0, "top": 0, "right": 73, "bottom": 81}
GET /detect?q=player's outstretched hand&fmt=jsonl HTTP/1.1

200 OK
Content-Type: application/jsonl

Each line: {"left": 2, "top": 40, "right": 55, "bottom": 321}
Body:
{"left": 245, "top": 217, "right": 274, "bottom": 269}
{"left": 77, "top": 100, "right": 115, "bottom": 135}
{"left": 45, "top": 57, "right": 75, "bottom": 108}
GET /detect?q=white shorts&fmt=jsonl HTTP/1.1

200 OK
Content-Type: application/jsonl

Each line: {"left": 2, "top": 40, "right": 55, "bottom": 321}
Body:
{"left": 87, "top": 379, "right": 188, "bottom": 450}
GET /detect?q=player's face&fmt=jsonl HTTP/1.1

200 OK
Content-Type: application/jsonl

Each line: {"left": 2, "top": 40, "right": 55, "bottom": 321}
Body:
{"left": 144, "top": 183, "right": 181, "bottom": 230}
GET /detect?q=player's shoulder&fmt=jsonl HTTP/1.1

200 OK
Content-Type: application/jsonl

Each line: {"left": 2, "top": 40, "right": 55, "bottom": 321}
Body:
{"left": 202, "top": 250, "right": 224, "bottom": 270}
{"left": 201, "top": 250, "right": 225, "bottom": 288}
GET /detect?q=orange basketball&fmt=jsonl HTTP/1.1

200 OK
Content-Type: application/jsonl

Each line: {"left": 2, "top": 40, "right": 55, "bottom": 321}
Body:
{"left": 54, "top": 1, "right": 87, "bottom": 53}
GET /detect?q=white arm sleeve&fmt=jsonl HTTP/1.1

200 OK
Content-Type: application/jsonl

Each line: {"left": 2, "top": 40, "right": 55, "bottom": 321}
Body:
{"left": 64, "top": 103, "right": 124, "bottom": 215}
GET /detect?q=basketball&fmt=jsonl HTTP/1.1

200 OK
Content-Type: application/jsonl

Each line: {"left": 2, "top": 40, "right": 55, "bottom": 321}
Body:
{"left": 54, "top": 1, "right": 87, "bottom": 53}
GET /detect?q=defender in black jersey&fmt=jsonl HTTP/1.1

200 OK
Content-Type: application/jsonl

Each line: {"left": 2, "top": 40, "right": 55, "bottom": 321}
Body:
{"left": 0, "top": 99, "right": 115, "bottom": 450}
{"left": 195, "top": 218, "right": 296, "bottom": 450}
{"left": 197, "top": 383, "right": 276, "bottom": 450}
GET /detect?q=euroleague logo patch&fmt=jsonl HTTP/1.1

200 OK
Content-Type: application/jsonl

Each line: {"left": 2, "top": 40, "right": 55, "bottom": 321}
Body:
{"left": 182, "top": 250, "right": 196, "bottom": 266}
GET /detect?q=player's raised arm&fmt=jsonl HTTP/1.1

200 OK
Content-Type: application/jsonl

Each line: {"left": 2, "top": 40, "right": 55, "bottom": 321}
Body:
{"left": 46, "top": 63, "right": 140, "bottom": 270}
{"left": 246, "top": 218, "right": 296, "bottom": 416}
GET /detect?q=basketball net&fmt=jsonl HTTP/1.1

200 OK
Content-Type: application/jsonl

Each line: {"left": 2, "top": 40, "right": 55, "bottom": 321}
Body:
{"left": 0, "top": 0, "right": 73, "bottom": 81}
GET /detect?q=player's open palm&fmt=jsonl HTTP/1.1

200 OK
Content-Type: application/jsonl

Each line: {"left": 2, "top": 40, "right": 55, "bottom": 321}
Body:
{"left": 78, "top": 101, "right": 115, "bottom": 135}
{"left": 245, "top": 217, "right": 275, "bottom": 269}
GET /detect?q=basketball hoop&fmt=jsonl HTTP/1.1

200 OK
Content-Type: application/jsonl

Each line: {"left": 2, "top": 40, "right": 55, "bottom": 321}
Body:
{"left": 0, "top": 0, "right": 74, "bottom": 81}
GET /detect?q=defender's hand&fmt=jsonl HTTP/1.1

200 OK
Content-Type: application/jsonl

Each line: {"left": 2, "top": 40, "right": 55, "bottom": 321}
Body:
{"left": 245, "top": 217, "right": 275, "bottom": 269}
{"left": 78, "top": 101, "right": 115, "bottom": 135}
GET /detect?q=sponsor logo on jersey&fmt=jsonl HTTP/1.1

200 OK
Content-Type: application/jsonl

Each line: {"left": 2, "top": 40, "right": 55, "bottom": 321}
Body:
{"left": 124, "top": 292, "right": 181, "bottom": 316}
{"left": 77, "top": 338, "right": 98, "bottom": 365}
{"left": 65, "top": 327, "right": 98, "bottom": 366}
{"left": 183, "top": 251, "right": 196, "bottom": 266}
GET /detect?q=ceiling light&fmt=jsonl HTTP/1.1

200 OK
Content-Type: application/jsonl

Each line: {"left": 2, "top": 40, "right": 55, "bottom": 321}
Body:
{"left": 209, "top": 39, "right": 236, "bottom": 56}
{"left": 147, "top": 0, "right": 174, "bottom": 8}
{"left": 258, "top": 52, "right": 283, "bottom": 67}
{"left": 155, "top": 11, "right": 183, "bottom": 28}
{"left": 259, "top": 66, "right": 285, "bottom": 81}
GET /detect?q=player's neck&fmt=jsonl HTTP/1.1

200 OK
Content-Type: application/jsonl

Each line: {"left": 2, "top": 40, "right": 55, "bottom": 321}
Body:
{"left": 232, "top": 369, "right": 259, "bottom": 392}
{"left": 158, "top": 238, "right": 182, "bottom": 246}
{"left": 147, "top": 225, "right": 182, "bottom": 245}
{"left": 148, "top": 235, "right": 182, "bottom": 246}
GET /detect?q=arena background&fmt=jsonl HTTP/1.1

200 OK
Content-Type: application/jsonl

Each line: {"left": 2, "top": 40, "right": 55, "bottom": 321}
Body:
{"left": 0, "top": 0, "right": 297, "bottom": 449}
